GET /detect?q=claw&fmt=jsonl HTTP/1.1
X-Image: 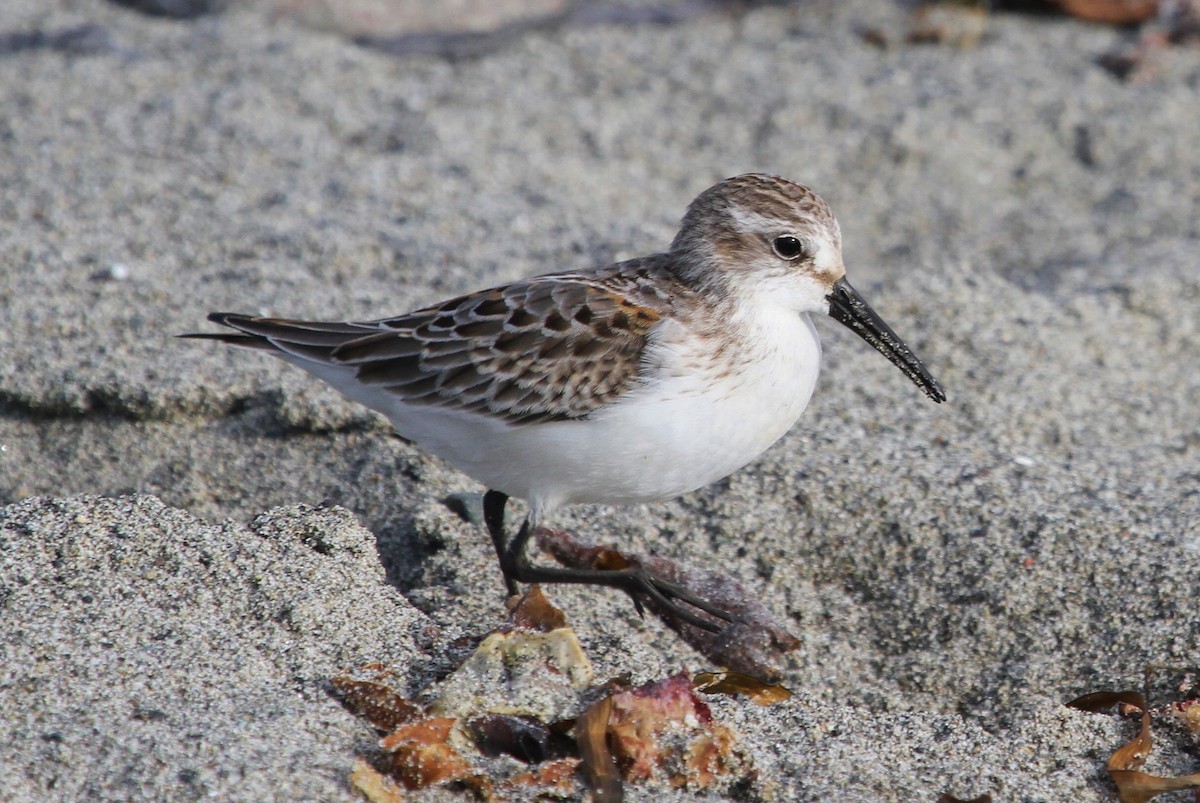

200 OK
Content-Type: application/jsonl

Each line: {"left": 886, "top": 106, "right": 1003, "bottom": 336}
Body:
{"left": 647, "top": 576, "right": 736, "bottom": 623}
{"left": 630, "top": 593, "right": 647, "bottom": 620}
{"left": 629, "top": 572, "right": 729, "bottom": 633}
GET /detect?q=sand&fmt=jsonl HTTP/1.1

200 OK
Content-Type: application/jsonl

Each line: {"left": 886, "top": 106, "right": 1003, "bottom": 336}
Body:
{"left": 2, "top": 0, "right": 1198, "bottom": 799}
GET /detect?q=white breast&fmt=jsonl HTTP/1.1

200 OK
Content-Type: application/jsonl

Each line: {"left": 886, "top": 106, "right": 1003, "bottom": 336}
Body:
{"left": 280, "top": 306, "right": 823, "bottom": 517}
{"left": 412, "top": 305, "right": 823, "bottom": 515}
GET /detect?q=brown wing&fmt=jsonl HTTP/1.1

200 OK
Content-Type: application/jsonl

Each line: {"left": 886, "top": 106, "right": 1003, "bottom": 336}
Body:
{"left": 189, "top": 257, "right": 684, "bottom": 424}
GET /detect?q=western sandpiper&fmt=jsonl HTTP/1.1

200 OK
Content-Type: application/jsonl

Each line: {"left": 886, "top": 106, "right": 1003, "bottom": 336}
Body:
{"left": 183, "top": 173, "right": 945, "bottom": 631}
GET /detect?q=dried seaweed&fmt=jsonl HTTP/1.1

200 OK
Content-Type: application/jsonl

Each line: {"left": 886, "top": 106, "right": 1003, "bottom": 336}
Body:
{"left": 694, "top": 670, "right": 793, "bottom": 706}
{"left": 536, "top": 527, "right": 799, "bottom": 681}
{"left": 574, "top": 672, "right": 749, "bottom": 800}
{"left": 330, "top": 669, "right": 421, "bottom": 733}
{"left": 576, "top": 695, "right": 623, "bottom": 803}
{"left": 1067, "top": 686, "right": 1200, "bottom": 802}
{"left": 336, "top": 589, "right": 757, "bottom": 799}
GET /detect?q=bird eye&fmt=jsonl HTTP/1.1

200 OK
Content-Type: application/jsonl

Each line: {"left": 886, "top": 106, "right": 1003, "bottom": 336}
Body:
{"left": 772, "top": 235, "right": 806, "bottom": 260}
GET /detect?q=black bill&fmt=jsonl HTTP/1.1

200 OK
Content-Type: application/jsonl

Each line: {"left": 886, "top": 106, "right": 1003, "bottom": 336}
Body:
{"left": 826, "top": 278, "right": 946, "bottom": 403}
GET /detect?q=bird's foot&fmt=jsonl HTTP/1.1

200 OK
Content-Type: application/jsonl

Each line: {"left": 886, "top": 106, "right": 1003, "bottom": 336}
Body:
{"left": 503, "top": 559, "right": 734, "bottom": 633}
{"left": 619, "top": 568, "right": 737, "bottom": 633}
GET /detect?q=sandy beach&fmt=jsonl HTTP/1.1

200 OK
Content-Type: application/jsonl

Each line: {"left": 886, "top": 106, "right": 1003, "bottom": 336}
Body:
{"left": 2, "top": 0, "right": 1198, "bottom": 799}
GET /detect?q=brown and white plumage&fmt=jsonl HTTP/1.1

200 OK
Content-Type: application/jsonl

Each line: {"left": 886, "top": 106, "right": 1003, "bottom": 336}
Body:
{"left": 184, "top": 173, "right": 944, "bottom": 628}
{"left": 197, "top": 258, "right": 690, "bottom": 425}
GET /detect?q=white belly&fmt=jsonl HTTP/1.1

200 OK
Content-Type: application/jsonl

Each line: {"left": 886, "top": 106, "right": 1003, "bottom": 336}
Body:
{"left": 283, "top": 309, "right": 823, "bottom": 516}
{"left": 396, "top": 310, "right": 821, "bottom": 513}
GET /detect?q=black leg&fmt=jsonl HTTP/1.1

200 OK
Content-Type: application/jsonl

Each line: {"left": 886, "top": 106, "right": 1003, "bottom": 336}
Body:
{"left": 482, "top": 492, "right": 734, "bottom": 633}
{"left": 482, "top": 490, "right": 518, "bottom": 596}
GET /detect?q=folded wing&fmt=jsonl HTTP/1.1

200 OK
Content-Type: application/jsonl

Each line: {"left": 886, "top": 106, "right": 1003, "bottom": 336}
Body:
{"left": 186, "top": 262, "right": 680, "bottom": 424}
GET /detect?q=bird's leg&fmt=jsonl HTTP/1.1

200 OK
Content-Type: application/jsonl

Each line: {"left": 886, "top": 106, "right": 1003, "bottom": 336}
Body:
{"left": 481, "top": 489, "right": 734, "bottom": 633}
{"left": 482, "top": 490, "right": 519, "bottom": 596}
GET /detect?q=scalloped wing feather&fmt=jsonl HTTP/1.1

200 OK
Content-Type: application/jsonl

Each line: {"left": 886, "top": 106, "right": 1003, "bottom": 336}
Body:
{"left": 203, "top": 257, "right": 687, "bottom": 424}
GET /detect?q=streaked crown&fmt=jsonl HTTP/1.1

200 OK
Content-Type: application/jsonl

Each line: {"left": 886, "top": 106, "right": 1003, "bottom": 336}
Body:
{"left": 668, "top": 173, "right": 845, "bottom": 293}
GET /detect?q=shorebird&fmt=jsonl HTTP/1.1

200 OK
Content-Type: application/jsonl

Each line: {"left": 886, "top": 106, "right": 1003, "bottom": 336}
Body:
{"left": 183, "top": 173, "right": 944, "bottom": 630}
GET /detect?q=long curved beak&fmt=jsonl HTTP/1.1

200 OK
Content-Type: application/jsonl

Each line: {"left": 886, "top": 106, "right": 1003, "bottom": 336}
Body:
{"left": 826, "top": 278, "right": 946, "bottom": 403}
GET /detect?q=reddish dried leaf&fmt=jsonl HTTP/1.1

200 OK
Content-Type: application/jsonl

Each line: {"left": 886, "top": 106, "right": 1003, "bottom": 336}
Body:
{"left": 331, "top": 676, "right": 422, "bottom": 732}
{"left": 536, "top": 527, "right": 800, "bottom": 681}
{"left": 1066, "top": 691, "right": 1153, "bottom": 772}
{"left": 1055, "top": 0, "right": 1159, "bottom": 24}
{"left": 607, "top": 696, "right": 668, "bottom": 782}
{"left": 576, "top": 673, "right": 749, "bottom": 796}
{"left": 506, "top": 584, "right": 569, "bottom": 632}
{"left": 1110, "top": 770, "right": 1200, "bottom": 803}
{"left": 506, "top": 757, "right": 582, "bottom": 795}
{"left": 694, "top": 671, "right": 793, "bottom": 706}
{"left": 1067, "top": 689, "right": 1147, "bottom": 714}
{"left": 380, "top": 717, "right": 474, "bottom": 790}
{"left": 604, "top": 672, "right": 743, "bottom": 788}
{"left": 349, "top": 757, "right": 407, "bottom": 803}
{"left": 936, "top": 794, "right": 994, "bottom": 803}
{"left": 379, "top": 716, "right": 455, "bottom": 751}
{"left": 1067, "top": 687, "right": 1200, "bottom": 801}
{"left": 576, "top": 695, "right": 622, "bottom": 803}
{"left": 686, "top": 727, "right": 739, "bottom": 787}
{"left": 1109, "top": 709, "right": 1154, "bottom": 772}
{"left": 625, "top": 673, "right": 712, "bottom": 724}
